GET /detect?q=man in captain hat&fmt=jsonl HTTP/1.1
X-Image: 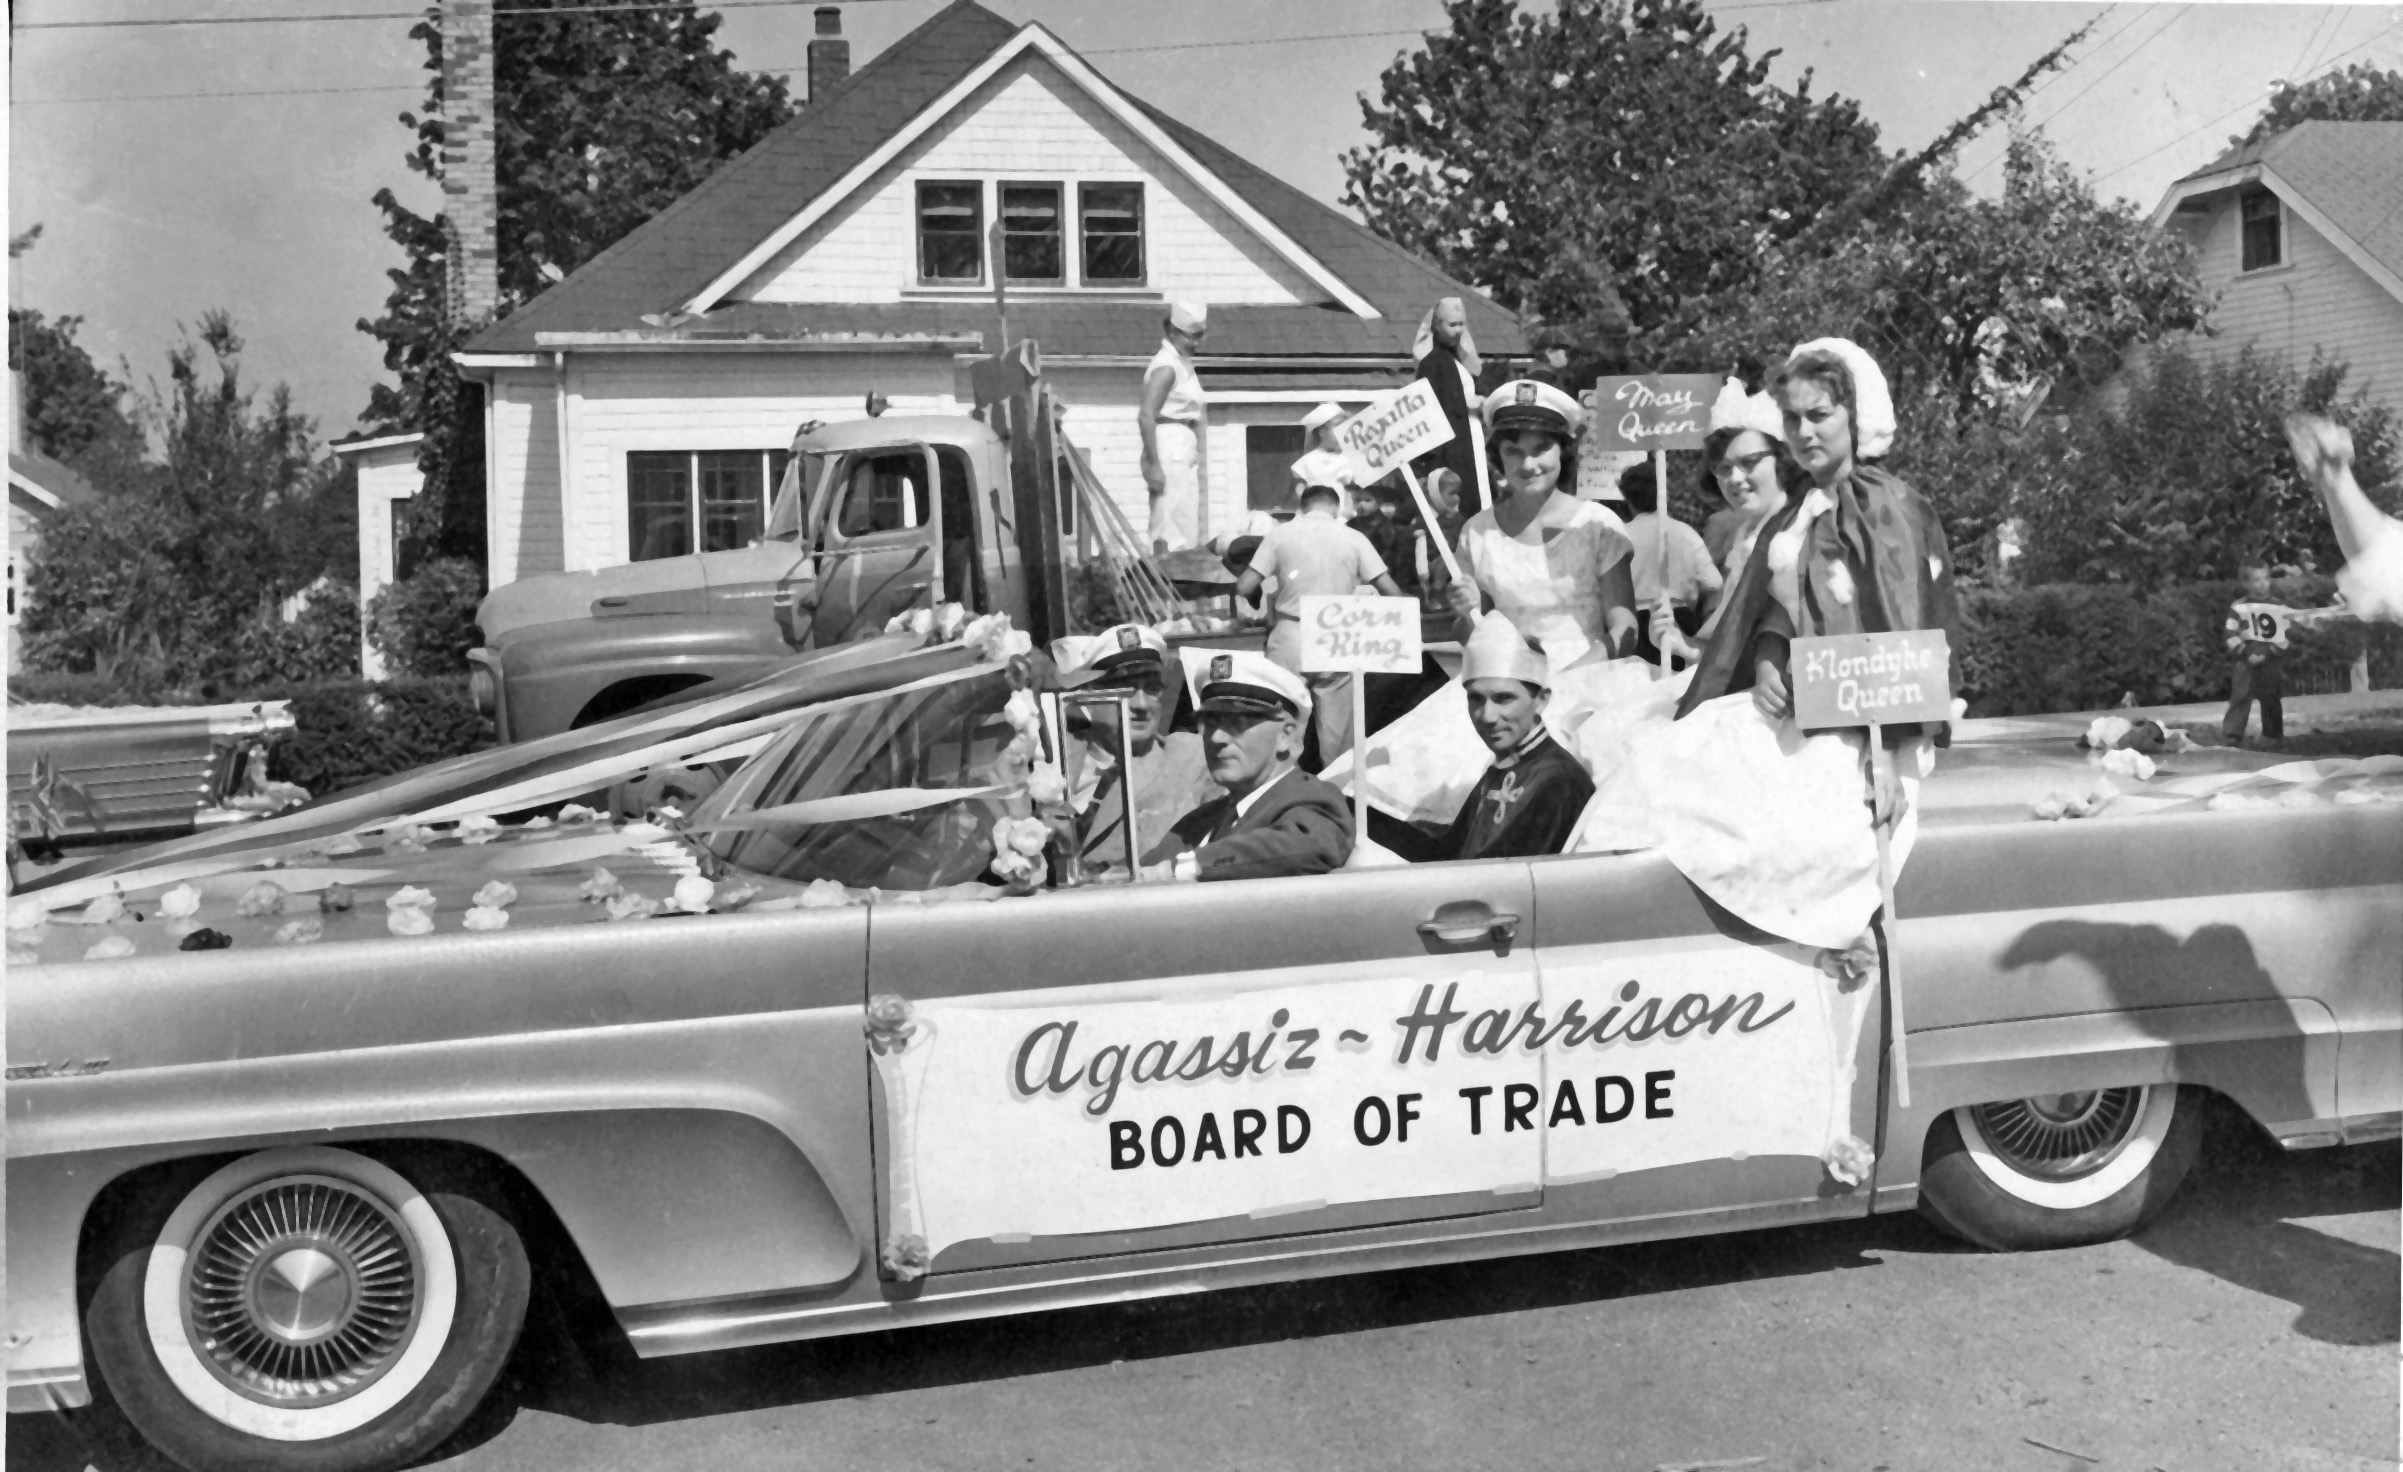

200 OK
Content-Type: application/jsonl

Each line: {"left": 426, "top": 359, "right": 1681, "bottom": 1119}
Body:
{"left": 1439, "top": 614, "right": 1594, "bottom": 861}
{"left": 1143, "top": 651, "right": 1353, "bottom": 881}
{"left": 1054, "top": 622, "right": 1220, "bottom": 870}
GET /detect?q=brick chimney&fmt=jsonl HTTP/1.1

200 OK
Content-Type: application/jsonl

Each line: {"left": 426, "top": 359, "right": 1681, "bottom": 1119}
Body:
{"left": 440, "top": 0, "right": 501, "bottom": 324}
{"left": 808, "top": 7, "right": 850, "bottom": 107}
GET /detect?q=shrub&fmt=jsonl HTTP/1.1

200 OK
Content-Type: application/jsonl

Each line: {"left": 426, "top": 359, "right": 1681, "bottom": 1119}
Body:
{"left": 1957, "top": 575, "right": 2398, "bottom": 717}
{"left": 269, "top": 677, "right": 486, "bottom": 796}
{"left": 368, "top": 557, "right": 485, "bottom": 678}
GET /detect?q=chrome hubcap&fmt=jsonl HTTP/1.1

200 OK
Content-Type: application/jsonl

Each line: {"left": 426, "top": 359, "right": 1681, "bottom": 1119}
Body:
{"left": 1970, "top": 1087, "right": 2146, "bottom": 1180}
{"left": 183, "top": 1176, "right": 421, "bottom": 1406}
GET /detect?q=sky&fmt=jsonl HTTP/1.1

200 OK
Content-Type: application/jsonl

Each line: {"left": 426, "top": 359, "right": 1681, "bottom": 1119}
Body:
{"left": 9, "top": 0, "right": 2400, "bottom": 442}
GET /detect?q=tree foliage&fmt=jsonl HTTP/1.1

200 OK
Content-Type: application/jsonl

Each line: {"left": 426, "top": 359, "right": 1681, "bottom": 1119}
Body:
{"left": 2010, "top": 343, "right": 2398, "bottom": 590}
{"left": 19, "top": 314, "right": 350, "bottom": 687}
{"left": 6, "top": 307, "right": 150, "bottom": 491}
{"left": 360, "top": 0, "right": 795, "bottom": 568}
{"left": 1342, "top": 0, "right": 1889, "bottom": 350}
{"left": 2242, "top": 62, "right": 2403, "bottom": 143}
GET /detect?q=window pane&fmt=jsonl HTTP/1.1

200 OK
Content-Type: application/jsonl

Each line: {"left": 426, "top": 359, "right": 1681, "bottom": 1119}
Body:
{"left": 628, "top": 452, "right": 692, "bottom": 561}
{"left": 917, "top": 182, "right": 983, "bottom": 282}
{"left": 2239, "top": 191, "right": 2280, "bottom": 271}
{"left": 1001, "top": 183, "right": 1063, "bottom": 282}
{"left": 697, "top": 451, "right": 766, "bottom": 552}
{"left": 1081, "top": 183, "right": 1144, "bottom": 283}
{"left": 1245, "top": 425, "right": 1306, "bottom": 511}
{"left": 834, "top": 450, "right": 932, "bottom": 538}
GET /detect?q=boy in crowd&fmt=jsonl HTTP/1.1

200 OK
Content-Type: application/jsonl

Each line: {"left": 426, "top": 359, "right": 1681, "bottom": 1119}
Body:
{"left": 2221, "top": 554, "right": 2290, "bottom": 746}
{"left": 1440, "top": 615, "right": 1593, "bottom": 861}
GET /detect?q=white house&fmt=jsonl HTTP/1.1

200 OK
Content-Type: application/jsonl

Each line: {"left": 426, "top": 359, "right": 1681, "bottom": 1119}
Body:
{"left": 455, "top": 1, "right": 1522, "bottom": 591}
{"left": 2150, "top": 121, "right": 2403, "bottom": 423}
{"left": 330, "top": 432, "right": 425, "bottom": 679}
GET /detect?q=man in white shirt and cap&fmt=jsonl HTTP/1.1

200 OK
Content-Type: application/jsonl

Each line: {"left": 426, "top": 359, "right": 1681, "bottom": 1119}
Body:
{"left": 1440, "top": 615, "right": 1594, "bottom": 861}
{"left": 1234, "top": 483, "right": 1406, "bottom": 768}
{"left": 1054, "top": 622, "right": 1219, "bottom": 870}
{"left": 1140, "top": 300, "right": 1210, "bottom": 553}
{"left": 1146, "top": 652, "right": 1353, "bottom": 881}
{"left": 1289, "top": 401, "right": 1357, "bottom": 513}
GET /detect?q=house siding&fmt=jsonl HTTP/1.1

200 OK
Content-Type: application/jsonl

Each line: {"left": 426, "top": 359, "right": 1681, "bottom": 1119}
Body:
{"left": 2177, "top": 195, "right": 2403, "bottom": 420}
{"left": 490, "top": 373, "right": 564, "bottom": 587}
{"left": 732, "top": 55, "right": 1316, "bottom": 308}
{"left": 348, "top": 442, "right": 422, "bottom": 679}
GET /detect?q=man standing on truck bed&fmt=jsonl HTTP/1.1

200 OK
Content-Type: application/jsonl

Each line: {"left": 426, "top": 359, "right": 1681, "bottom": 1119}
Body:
{"left": 1141, "top": 299, "right": 1209, "bottom": 553}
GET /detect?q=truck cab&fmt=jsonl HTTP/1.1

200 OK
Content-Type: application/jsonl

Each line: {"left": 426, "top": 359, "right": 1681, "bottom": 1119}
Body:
{"left": 469, "top": 414, "right": 1028, "bottom": 744}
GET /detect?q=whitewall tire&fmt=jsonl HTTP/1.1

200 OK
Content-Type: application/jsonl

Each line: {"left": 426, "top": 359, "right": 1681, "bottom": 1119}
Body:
{"left": 1918, "top": 1085, "right": 2203, "bottom": 1251}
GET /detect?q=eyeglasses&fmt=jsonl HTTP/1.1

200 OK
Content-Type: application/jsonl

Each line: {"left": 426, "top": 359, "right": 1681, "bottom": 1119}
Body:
{"left": 1712, "top": 449, "right": 1776, "bottom": 480}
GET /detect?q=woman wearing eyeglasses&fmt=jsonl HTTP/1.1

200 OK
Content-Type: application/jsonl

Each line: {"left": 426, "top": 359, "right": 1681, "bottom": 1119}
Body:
{"left": 1674, "top": 395, "right": 1806, "bottom": 655}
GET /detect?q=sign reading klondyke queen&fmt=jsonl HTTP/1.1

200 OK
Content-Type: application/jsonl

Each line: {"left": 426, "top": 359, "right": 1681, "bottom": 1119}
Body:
{"left": 1587, "top": 375, "right": 1725, "bottom": 454}
{"left": 1296, "top": 594, "right": 1423, "bottom": 676}
{"left": 1335, "top": 379, "right": 1455, "bottom": 485}
{"left": 872, "top": 943, "right": 1873, "bottom": 1267}
{"left": 1789, "top": 630, "right": 1955, "bottom": 732}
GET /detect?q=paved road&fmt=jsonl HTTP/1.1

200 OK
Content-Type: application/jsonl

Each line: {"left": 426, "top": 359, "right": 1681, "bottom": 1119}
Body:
{"left": 16, "top": 1102, "right": 2395, "bottom": 1472}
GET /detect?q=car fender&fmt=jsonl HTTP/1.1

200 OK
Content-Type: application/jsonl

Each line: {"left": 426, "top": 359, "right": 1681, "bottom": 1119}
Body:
{"left": 488, "top": 614, "right": 796, "bottom": 742}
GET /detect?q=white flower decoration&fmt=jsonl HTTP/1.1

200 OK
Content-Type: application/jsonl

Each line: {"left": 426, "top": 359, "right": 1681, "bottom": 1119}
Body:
{"left": 458, "top": 815, "right": 502, "bottom": 845}
{"left": 933, "top": 602, "right": 969, "bottom": 641}
{"left": 1024, "top": 762, "right": 1067, "bottom": 805}
{"left": 578, "top": 868, "right": 623, "bottom": 903}
{"left": 236, "top": 881, "right": 288, "bottom": 918}
{"left": 82, "top": 890, "right": 126, "bottom": 925}
{"left": 274, "top": 917, "right": 325, "bottom": 946}
{"left": 1824, "top": 560, "right": 1855, "bottom": 608}
{"left": 557, "top": 803, "right": 602, "bottom": 825}
{"left": 387, "top": 906, "right": 435, "bottom": 937}
{"left": 83, "top": 934, "right": 138, "bottom": 962}
{"left": 462, "top": 905, "right": 511, "bottom": 932}
{"left": 605, "top": 891, "right": 659, "bottom": 922}
{"left": 1003, "top": 687, "right": 1044, "bottom": 737}
{"left": 1822, "top": 1133, "right": 1874, "bottom": 1186}
{"left": 9, "top": 896, "right": 53, "bottom": 931}
{"left": 2100, "top": 747, "right": 2155, "bottom": 782}
{"left": 385, "top": 886, "right": 437, "bottom": 911}
{"left": 798, "top": 878, "right": 851, "bottom": 909}
{"left": 908, "top": 606, "right": 936, "bottom": 638}
{"left": 522, "top": 814, "right": 555, "bottom": 830}
{"left": 159, "top": 884, "right": 203, "bottom": 919}
{"left": 671, "top": 874, "right": 716, "bottom": 913}
{"left": 472, "top": 880, "right": 519, "bottom": 910}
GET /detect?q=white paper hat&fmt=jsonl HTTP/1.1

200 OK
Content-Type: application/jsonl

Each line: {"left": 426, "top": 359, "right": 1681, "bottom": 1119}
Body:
{"left": 1167, "top": 299, "right": 1208, "bottom": 334}
{"left": 1460, "top": 613, "right": 1550, "bottom": 688}
{"left": 1708, "top": 386, "right": 1786, "bottom": 443}
{"left": 1299, "top": 402, "right": 1344, "bottom": 434}
{"left": 1787, "top": 337, "right": 1895, "bottom": 459}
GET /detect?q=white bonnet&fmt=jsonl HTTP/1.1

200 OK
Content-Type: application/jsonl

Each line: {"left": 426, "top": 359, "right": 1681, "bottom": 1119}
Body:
{"left": 1786, "top": 337, "right": 1895, "bottom": 459}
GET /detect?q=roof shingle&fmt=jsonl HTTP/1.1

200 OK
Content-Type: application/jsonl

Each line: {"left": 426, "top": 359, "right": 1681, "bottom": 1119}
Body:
{"left": 2174, "top": 121, "right": 2403, "bottom": 285}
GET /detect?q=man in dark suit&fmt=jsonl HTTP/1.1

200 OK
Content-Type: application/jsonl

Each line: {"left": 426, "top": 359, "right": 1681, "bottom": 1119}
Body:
{"left": 1145, "top": 652, "right": 1353, "bottom": 881}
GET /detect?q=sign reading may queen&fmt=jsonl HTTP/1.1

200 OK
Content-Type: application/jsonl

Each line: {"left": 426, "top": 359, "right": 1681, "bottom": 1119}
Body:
{"left": 1335, "top": 379, "right": 1456, "bottom": 485}
{"left": 1296, "top": 594, "right": 1423, "bottom": 676}
{"left": 870, "top": 941, "right": 1873, "bottom": 1268}
{"left": 1587, "top": 375, "right": 1725, "bottom": 454}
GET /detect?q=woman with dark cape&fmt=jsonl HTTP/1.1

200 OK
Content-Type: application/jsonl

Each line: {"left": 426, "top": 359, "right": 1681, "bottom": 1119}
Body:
{"left": 1566, "top": 338, "right": 1964, "bottom": 951}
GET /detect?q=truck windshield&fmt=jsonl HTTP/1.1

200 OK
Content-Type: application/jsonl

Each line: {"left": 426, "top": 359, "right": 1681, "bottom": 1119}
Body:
{"left": 763, "top": 451, "right": 827, "bottom": 543}
{"left": 688, "top": 668, "right": 1020, "bottom": 890}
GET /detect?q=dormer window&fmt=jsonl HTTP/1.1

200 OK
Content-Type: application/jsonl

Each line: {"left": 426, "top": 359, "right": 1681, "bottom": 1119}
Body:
{"left": 1000, "top": 183, "right": 1064, "bottom": 283}
{"left": 2240, "top": 189, "right": 2283, "bottom": 272}
{"left": 916, "top": 181, "right": 984, "bottom": 283}
{"left": 1081, "top": 183, "right": 1145, "bottom": 284}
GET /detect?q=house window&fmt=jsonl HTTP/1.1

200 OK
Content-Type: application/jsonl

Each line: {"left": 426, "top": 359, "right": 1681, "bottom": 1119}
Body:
{"left": 916, "top": 181, "right": 984, "bottom": 283}
{"left": 1080, "top": 182, "right": 1145, "bottom": 284}
{"left": 2240, "top": 189, "right": 2283, "bottom": 272}
{"left": 1244, "top": 425, "right": 1306, "bottom": 512}
{"left": 627, "top": 449, "right": 791, "bottom": 562}
{"left": 1000, "top": 183, "right": 1064, "bottom": 283}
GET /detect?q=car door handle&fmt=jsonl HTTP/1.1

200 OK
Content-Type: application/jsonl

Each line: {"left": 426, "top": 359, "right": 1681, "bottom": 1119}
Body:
{"left": 1418, "top": 905, "right": 1521, "bottom": 949}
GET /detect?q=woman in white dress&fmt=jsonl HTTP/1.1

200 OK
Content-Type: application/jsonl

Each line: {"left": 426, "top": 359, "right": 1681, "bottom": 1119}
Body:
{"left": 2286, "top": 412, "right": 2403, "bottom": 623}
{"left": 1443, "top": 379, "right": 1638, "bottom": 669}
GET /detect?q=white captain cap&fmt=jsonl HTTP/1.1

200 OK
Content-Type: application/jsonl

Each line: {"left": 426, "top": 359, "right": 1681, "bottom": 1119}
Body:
{"left": 1195, "top": 650, "right": 1312, "bottom": 720}
{"left": 1480, "top": 378, "right": 1585, "bottom": 439}
{"left": 1299, "top": 402, "right": 1346, "bottom": 434}
{"left": 1460, "top": 613, "right": 1550, "bottom": 689}
{"left": 1167, "top": 299, "right": 1208, "bottom": 333}
{"left": 1060, "top": 622, "right": 1169, "bottom": 685}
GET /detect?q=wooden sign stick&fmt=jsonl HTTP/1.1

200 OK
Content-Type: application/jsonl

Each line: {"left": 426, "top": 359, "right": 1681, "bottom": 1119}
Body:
{"left": 1868, "top": 723, "right": 1912, "bottom": 1108}
{"left": 1397, "top": 462, "right": 1465, "bottom": 585}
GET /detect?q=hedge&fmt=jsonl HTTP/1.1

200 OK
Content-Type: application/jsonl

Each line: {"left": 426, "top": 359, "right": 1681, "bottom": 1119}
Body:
{"left": 268, "top": 677, "right": 488, "bottom": 796}
{"left": 1958, "top": 576, "right": 2401, "bottom": 717}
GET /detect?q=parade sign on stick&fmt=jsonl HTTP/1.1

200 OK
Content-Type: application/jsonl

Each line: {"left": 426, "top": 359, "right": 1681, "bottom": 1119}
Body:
{"left": 1299, "top": 593, "right": 1424, "bottom": 851}
{"left": 1587, "top": 375, "right": 1724, "bottom": 454}
{"left": 1788, "top": 628, "right": 1955, "bottom": 1108}
{"left": 1335, "top": 382, "right": 1464, "bottom": 584}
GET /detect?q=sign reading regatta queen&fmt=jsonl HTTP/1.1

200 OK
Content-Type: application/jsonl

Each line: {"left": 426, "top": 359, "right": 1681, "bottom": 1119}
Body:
{"left": 1335, "top": 379, "right": 1456, "bottom": 486}
{"left": 1295, "top": 594, "right": 1423, "bottom": 676}
{"left": 1587, "top": 375, "right": 1725, "bottom": 454}
{"left": 1790, "top": 630, "right": 1954, "bottom": 731}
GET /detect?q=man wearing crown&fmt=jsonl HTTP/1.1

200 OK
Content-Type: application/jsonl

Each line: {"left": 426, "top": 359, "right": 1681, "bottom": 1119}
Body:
{"left": 1440, "top": 614, "right": 1594, "bottom": 861}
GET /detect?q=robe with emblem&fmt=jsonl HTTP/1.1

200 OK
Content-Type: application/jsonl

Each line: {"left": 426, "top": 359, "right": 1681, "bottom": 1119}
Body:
{"left": 1442, "top": 733, "right": 1592, "bottom": 861}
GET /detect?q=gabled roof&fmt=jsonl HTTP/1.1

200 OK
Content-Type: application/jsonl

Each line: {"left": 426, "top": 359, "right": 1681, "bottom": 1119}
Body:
{"left": 464, "top": 2, "right": 1522, "bottom": 361}
{"left": 2152, "top": 121, "right": 2403, "bottom": 305}
{"left": 8, "top": 448, "right": 101, "bottom": 513}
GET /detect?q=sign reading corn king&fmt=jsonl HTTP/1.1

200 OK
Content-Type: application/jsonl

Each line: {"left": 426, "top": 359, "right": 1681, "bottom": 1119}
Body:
{"left": 868, "top": 939, "right": 1875, "bottom": 1271}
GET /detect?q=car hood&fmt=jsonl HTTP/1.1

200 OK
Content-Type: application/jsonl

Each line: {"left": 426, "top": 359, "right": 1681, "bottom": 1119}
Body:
{"left": 476, "top": 555, "right": 711, "bottom": 641}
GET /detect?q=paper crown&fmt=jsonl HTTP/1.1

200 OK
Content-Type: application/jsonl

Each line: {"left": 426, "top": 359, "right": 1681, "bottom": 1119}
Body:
{"left": 1461, "top": 613, "right": 1550, "bottom": 688}
{"left": 1167, "top": 299, "right": 1208, "bottom": 333}
{"left": 1299, "top": 402, "right": 1345, "bottom": 434}
{"left": 1708, "top": 384, "right": 1786, "bottom": 443}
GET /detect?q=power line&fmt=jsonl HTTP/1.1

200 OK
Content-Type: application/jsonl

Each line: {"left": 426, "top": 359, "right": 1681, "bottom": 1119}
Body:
{"left": 2015, "top": 4, "right": 2189, "bottom": 139}
{"left": 12, "top": 0, "right": 912, "bottom": 32}
{"left": 2092, "top": 20, "right": 2400, "bottom": 185}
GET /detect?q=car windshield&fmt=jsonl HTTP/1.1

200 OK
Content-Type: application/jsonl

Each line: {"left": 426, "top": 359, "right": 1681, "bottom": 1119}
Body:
{"left": 688, "top": 667, "right": 1021, "bottom": 889}
{"left": 763, "top": 451, "right": 828, "bottom": 543}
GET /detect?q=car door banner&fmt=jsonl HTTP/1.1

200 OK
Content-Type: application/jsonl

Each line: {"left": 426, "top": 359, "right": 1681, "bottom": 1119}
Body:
{"left": 869, "top": 942, "right": 1872, "bottom": 1270}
